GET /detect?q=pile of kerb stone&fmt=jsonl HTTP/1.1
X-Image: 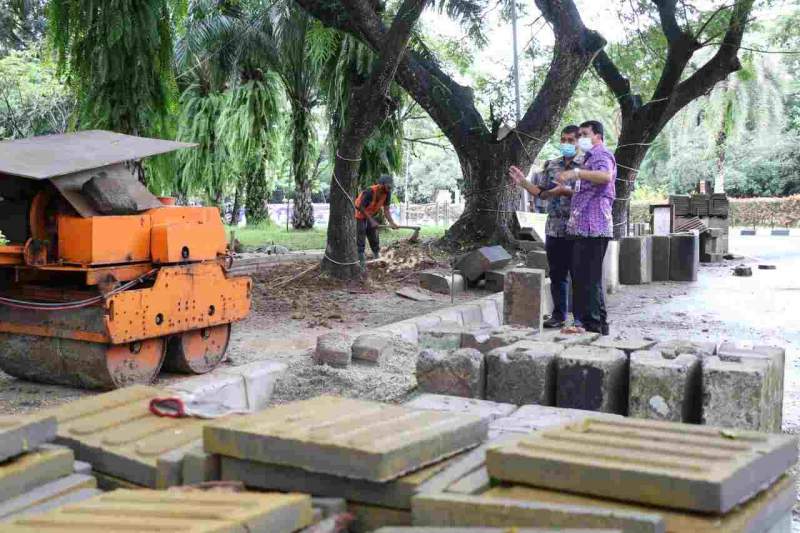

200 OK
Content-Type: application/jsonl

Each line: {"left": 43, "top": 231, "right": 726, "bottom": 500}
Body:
{"left": 415, "top": 322, "right": 785, "bottom": 433}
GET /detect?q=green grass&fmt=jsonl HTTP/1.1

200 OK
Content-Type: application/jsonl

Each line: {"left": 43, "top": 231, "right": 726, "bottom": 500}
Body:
{"left": 226, "top": 223, "right": 446, "bottom": 251}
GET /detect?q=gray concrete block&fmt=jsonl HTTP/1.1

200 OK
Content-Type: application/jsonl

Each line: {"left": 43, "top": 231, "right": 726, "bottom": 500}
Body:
{"left": 525, "top": 250, "right": 549, "bottom": 276}
{"left": 652, "top": 339, "right": 716, "bottom": 359}
{"left": 488, "top": 404, "right": 619, "bottom": 438}
{"left": 419, "top": 271, "right": 464, "bottom": 295}
{"left": 628, "top": 351, "right": 701, "bottom": 423}
{"left": 476, "top": 298, "right": 501, "bottom": 327}
{"left": 0, "top": 473, "right": 96, "bottom": 520}
{"left": 651, "top": 235, "right": 670, "bottom": 282}
{"left": 181, "top": 444, "right": 220, "bottom": 485}
{"left": 375, "top": 529, "right": 621, "bottom": 533}
{"left": 456, "top": 305, "right": 485, "bottom": 326}
{"left": 0, "top": 414, "right": 57, "bottom": 463}
{"left": 432, "top": 308, "right": 464, "bottom": 326}
{"left": 419, "top": 323, "right": 466, "bottom": 351}
{"left": 717, "top": 342, "right": 785, "bottom": 432}
{"left": 455, "top": 246, "right": 512, "bottom": 282}
{"left": 404, "top": 394, "right": 516, "bottom": 424}
{"left": 702, "top": 356, "right": 773, "bottom": 431}
{"left": 416, "top": 348, "right": 485, "bottom": 399}
{"left": 591, "top": 338, "right": 656, "bottom": 356}
{"left": 461, "top": 325, "right": 537, "bottom": 354}
{"left": 533, "top": 330, "right": 600, "bottom": 347}
{"left": 620, "top": 236, "right": 653, "bottom": 285}
{"left": 0, "top": 446, "right": 74, "bottom": 502}
{"left": 2, "top": 487, "right": 101, "bottom": 520}
{"left": 314, "top": 332, "right": 353, "bottom": 367}
{"left": 312, "top": 497, "right": 347, "bottom": 518}
{"left": 374, "top": 320, "right": 419, "bottom": 344}
{"left": 484, "top": 268, "right": 510, "bottom": 293}
{"left": 503, "top": 268, "right": 545, "bottom": 330}
{"left": 73, "top": 461, "right": 92, "bottom": 476}
{"left": 353, "top": 334, "right": 393, "bottom": 363}
{"left": 486, "top": 342, "right": 564, "bottom": 406}
{"left": 556, "top": 346, "right": 628, "bottom": 414}
{"left": 669, "top": 232, "right": 699, "bottom": 282}
{"left": 602, "top": 240, "right": 619, "bottom": 295}
{"left": 411, "top": 493, "right": 663, "bottom": 532}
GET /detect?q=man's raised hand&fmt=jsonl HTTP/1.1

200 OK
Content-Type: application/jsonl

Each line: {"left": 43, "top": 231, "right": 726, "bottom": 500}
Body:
{"left": 508, "top": 165, "right": 526, "bottom": 187}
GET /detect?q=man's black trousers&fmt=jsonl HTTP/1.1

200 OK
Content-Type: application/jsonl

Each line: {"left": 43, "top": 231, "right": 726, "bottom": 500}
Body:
{"left": 545, "top": 236, "right": 573, "bottom": 322}
{"left": 356, "top": 219, "right": 380, "bottom": 256}
{"left": 571, "top": 236, "right": 609, "bottom": 333}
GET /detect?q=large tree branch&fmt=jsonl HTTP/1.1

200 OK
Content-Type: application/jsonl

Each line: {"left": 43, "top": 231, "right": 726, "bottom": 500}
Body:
{"left": 652, "top": 0, "right": 685, "bottom": 43}
{"left": 649, "top": 0, "right": 701, "bottom": 101}
{"left": 592, "top": 49, "right": 640, "bottom": 119}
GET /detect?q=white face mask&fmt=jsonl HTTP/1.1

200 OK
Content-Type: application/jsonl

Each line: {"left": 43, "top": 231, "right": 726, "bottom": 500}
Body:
{"left": 578, "top": 137, "right": 593, "bottom": 152}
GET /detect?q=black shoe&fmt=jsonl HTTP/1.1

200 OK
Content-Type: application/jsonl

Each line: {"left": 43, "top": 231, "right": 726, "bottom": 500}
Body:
{"left": 543, "top": 317, "right": 565, "bottom": 329}
{"left": 600, "top": 324, "right": 610, "bottom": 336}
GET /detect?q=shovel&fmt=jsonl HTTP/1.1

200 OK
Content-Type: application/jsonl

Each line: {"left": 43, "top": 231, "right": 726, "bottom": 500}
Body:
{"left": 378, "top": 224, "right": 422, "bottom": 243}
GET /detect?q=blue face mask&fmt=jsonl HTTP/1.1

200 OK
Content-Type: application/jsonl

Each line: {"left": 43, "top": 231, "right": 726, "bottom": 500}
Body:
{"left": 560, "top": 143, "right": 577, "bottom": 158}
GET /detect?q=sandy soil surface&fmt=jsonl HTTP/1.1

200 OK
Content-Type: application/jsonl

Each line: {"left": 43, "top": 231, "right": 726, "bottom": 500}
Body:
{"left": 1, "top": 231, "right": 798, "bottom": 526}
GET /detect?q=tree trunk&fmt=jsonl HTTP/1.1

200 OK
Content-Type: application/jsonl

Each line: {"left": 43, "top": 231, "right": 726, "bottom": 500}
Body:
{"left": 245, "top": 170, "right": 270, "bottom": 225}
{"left": 611, "top": 120, "right": 653, "bottom": 238}
{"left": 230, "top": 178, "right": 244, "bottom": 225}
{"left": 321, "top": 151, "right": 363, "bottom": 279}
{"left": 291, "top": 100, "right": 315, "bottom": 229}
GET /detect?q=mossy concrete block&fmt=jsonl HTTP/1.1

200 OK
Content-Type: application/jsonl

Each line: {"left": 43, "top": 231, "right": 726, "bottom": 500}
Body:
{"left": 416, "top": 348, "right": 485, "bottom": 399}
{"left": 411, "top": 493, "right": 663, "bottom": 533}
{"left": 485, "top": 417, "right": 797, "bottom": 514}
{"left": 486, "top": 342, "right": 563, "bottom": 406}
{"left": 0, "top": 414, "right": 57, "bottom": 463}
{"left": 651, "top": 235, "right": 671, "bottom": 282}
{"left": 461, "top": 325, "right": 537, "bottom": 354}
{"left": 419, "top": 271, "right": 464, "bottom": 295}
{"left": 652, "top": 339, "right": 717, "bottom": 359}
{"left": 314, "top": 332, "right": 353, "bottom": 368}
{"left": 620, "top": 236, "right": 653, "bottom": 285}
{"left": 503, "top": 268, "right": 546, "bottom": 330}
{"left": 204, "top": 396, "right": 488, "bottom": 482}
{"left": 533, "top": 330, "right": 600, "bottom": 347}
{"left": 0, "top": 446, "right": 74, "bottom": 502}
{"left": 353, "top": 334, "right": 393, "bottom": 363}
{"left": 628, "top": 351, "right": 701, "bottom": 423}
{"left": 404, "top": 394, "right": 516, "bottom": 424}
{"left": 702, "top": 356, "right": 774, "bottom": 432}
{"left": 419, "top": 323, "right": 466, "bottom": 351}
{"left": 556, "top": 346, "right": 628, "bottom": 414}
{"left": 454, "top": 246, "right": 512, "bottom": 282}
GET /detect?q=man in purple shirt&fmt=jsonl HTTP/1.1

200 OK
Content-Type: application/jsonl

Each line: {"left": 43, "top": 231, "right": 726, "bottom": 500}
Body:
{"left": 556, "top": 120, "right": 616, "bottom": 335}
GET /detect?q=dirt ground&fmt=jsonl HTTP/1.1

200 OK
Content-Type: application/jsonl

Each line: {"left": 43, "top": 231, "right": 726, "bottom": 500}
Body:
{"left": 1, "top": 231, "right": 798, "bottom": 526}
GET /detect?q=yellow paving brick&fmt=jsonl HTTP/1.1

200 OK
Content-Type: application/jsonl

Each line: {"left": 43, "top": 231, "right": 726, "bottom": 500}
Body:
{"left": 349, "top": 502, "right": 413, "bottom": 533}
{"left": 4, "top": 489, "right": 314, "bottom": 533}
{"left": 205, "top": 395, "right": 487, "bottom": 481}
{"left": 0, "top": 413, "right": 57, "bottom": 462}
{"left": 38, "top": 385, "right": 212, "bottom": 488}
{"left": 486, "top": 417, "right": 797, "bottom": 513}
{"left": 0, "top": 446, "right": 74, "bottom": 501}
{"left": 484, "top": 475, "right": 796, "bottom": 533}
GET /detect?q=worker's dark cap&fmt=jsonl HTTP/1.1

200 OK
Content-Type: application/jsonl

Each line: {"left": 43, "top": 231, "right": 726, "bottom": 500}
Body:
{"left": 378, "top": 174, "right": 394, "bottom": 188}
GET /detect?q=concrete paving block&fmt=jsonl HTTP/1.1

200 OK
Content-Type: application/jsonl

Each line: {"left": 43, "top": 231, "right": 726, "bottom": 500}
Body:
{"left": 205, "top": 395, "right": 488, "bottom": 482}
{"left": 404, "top": 394, "right": 516, "bottom": 424}
{"left": 419, "top": 323, "right": 466, "bottom": 351}
{"left": 525, "top": 250, "right": 549, "bottom": 276}
{"left": 628, "top": 351, "right": 701, "bottom": 423}
{"left": 349, "top": 503, "right": 413, "bottom": 533}
{"left": 375, "top": 320, "right": 420, "bottom": 344}
{"left": 0, "top": 414, "right": 57, "bottom": 463}
{"left": 620, "top": 236, "right": 653, "bottom": 285}
{"left": 702, "top": 356, "right": 774, "bottom": 432}
{"left": 353, "top": 333, "right": 393, "bottom": 363}
{"left": 484, "top": 268, "right": 510, "bottom": 293}
{"left": 476, "top": 298, "right": 501, "bottom": 327}
{"left": 180, "top": 444, "right": 220, "bottom": 485}
{"left": 0, "top": 446, "right": 74, "bottom": 502}
{"left": 651, "top": 235, "right": 670, "bottom": 282}
{"left": 166, "top": 360, "right": 287, "bottom": 411}
{"left": 455, "top": 246, "right": 513, "bottom": 282}
{"left": 485, "top": 474, "right": 796, "bottom": 533}
{"left": 652, "top": 339, "right": 716, "bottom": 359}
{"left": 591, "top": 338, "right": 657, "bottom": 356}
{"left": 419, "top": 271, "right": 464, "bottom": 295}
{"left": 416, "top": 348, "right": 485, "bottom": 399}
{"left": 4, "top": 489, "right": 315, "bottom": 533}
{"left": 485, "top": 416, "right": 798, "bottom": 514}
{"left": 411, "top": 493, "right": 663, "bottom": 533}
{"left": 457, "top": 304, "right": 485, "bottom": 325}
{"left": 314, "top": 332, "right": 353, "bottom": 368}
{"left": 375, "top": 529, "right": 621, "bottom": 533}
{"left": 503, "top": 268, "right": 546, "bottom": 330}
{"left": 38, "top": 385, "right": 210, "bottom": 488}
{"left": 312, "top": 497, "right": 347, "bottom": 518}
{"left": 716, "top": 342, "right": 785, "bottom": 433}
{"left": 556, "top": 346, "right": 628, "bottom": 414}
{"left": 2, "top": 488, "right": 101, "bottom": 521}
{"left": 602, "top": 240, "right": 620, "bottom": 295}
{"left": 486, "top": 342, "right": 563, "bottom": 406}
{"left": 221, "top": 452, "right": 459, "bottom": 510}
{"left": 0, "top": 473, "right": 96, "bottom": 520}
{"left": 73, "top": 461, "right": 92, "bottom": 476}
{"left": 92, "top": 470, "right": 143, "bottom": 490}
{"left": 669, "top": 232, "right": 699, "bottom": 282}
{"left": 532, "top": 330, "right": 601, "bottom": 347}
{"left": 489, "top": 405, "right": 620, "bottom": 437}
{"left": 462, "top": 325, "right": 537, "bottom": 354}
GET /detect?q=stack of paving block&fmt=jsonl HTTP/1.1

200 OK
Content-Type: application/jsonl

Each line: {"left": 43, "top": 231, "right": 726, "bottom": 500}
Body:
{"left": 690, "top": 193, "right": 710, "bottom": 217}
{"left": 669, "top": 194, "right": 691, "bottom": 217}
{"left": 454, "top": 245, "right": 512, "bottom": 288}
{"left": 0, "top": 414, "right": 99, "bottom": 522}
{"left": 2, "top": 488, "right": 316, "bottom": 532}
{"left": 428, "top": 417, "right": 794, "bottom": 533}
{"left": 206, "top": 395, "right": 489, "bottom": 533}
{"left": 36, "top": 385, "right": 220, "bottom": 489}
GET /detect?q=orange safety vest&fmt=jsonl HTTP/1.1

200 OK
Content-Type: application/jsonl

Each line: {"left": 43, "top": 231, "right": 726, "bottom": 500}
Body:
{"left": 354, "top": 184, "right": 388, "bottom": 220}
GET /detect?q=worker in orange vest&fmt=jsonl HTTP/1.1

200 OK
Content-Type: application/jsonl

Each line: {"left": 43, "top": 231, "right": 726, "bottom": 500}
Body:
{"left": 355, "top": 174, "right": 399, "bottom": 269}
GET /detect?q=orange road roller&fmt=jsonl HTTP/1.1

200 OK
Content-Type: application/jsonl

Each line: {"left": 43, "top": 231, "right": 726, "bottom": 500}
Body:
{"left": 0, "top": 131, "right": 251, "bottom": 389}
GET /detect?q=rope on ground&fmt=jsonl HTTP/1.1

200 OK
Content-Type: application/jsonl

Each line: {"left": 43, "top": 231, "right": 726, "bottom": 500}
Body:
{"left": 323, "top": 253, "right": 361, "bottom": 266}
{"left": 271, "top": 263, "right": 321, "bottom": 289}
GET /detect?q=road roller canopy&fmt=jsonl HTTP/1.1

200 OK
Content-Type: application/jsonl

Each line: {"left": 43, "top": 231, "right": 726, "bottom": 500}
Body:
{"left": 0, "top": 130, "right": 195, "bottom": 180}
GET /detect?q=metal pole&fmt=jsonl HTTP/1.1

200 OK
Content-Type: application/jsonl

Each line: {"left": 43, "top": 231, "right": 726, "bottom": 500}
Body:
{"left": 511, "top": 0, "right": 522, "bottom": 122}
